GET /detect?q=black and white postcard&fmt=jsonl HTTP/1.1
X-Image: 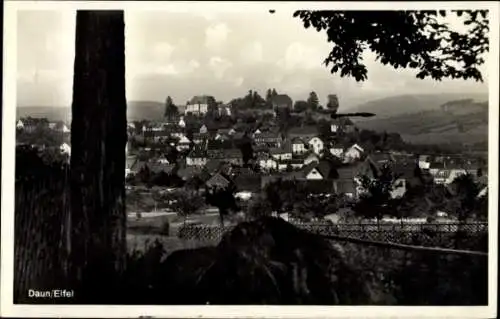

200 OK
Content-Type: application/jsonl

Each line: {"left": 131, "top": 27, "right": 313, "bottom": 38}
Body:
{"left": 1, "top": 1, "right": 498, "bottom": 318}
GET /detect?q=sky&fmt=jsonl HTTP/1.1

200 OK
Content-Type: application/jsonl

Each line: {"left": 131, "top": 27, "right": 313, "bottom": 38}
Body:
{"left": 16, "top": 9, "right": 489, "bottom": 109}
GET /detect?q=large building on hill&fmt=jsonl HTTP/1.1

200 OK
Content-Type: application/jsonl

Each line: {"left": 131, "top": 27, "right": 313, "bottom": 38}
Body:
{"left": 185, "top": 95, "right": 216, "bottom": 115}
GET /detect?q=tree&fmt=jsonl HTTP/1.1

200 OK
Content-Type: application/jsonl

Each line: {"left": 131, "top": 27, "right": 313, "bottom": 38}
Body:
{"left": 169, "top": 190, "right": 205, "bottom": 225}
{"left": 353, "top": 163, "right": 402, "bottom": 225}
{"left": 265, "top": 89, "right": 273, "bottom": 106}
{"left": 326, "top": 94, "right": 339, "bottom": 113}
{"left": 69, "top": 11, "right": 126, "bottom": 302}
{"left": 164, "top": 96, "right": 178, "bottom": 119}
{"left": 235, "top": 133, "right": 254, "bottom": 165}
{"left": 293, "top": 10, "right": 489, "bottom": 82}
{"left": 246, "top": 198, "right": 273, "bottom": 221}
{"left": 294, "top": 100, "right": 309, "bottom": 113}
{"left": 307, "top": 91, "right": 319, "bottom": 110}
{"left": 271, "top": 88, "right": 278, "bottom": 97}
{"left": 205, "top": 184, "right": 239, "bottom": 227}
{"left": 449, "top": 173, "right": 481, "bottom": 221}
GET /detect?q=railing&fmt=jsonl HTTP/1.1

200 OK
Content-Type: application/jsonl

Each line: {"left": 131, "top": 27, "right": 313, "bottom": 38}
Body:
{"left": 177, "top": 222, "right": 488, "bottom": 251}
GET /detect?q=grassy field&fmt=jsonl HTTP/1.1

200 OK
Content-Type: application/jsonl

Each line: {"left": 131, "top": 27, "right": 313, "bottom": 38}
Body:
{"left": 126, "top": 212, "right": 221, "bottom": 254}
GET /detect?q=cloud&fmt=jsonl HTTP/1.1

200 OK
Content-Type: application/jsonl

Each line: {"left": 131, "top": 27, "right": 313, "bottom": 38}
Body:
{"left": 208, "top": 56, "right": 233, "bottom": 79}
{"left": 151, "top": 42, "right": 175, "bottom": 62}
{"left": 277, "top": 42, "right": 325, "bottom": 70}
{"left": 240, "top": 41, "right": 263, "bottom": 64}
{"left": 205, "top": 23, "right": 230, "bottom": 51}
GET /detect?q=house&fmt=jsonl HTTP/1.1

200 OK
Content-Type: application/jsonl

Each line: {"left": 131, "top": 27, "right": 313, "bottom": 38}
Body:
{"left": 222, "top": 149, "right": 244, "bottom": 166}
{"left": 218, "top": 104, "right": 232, "bottom": 117}
{"left": 57, "top": 122, "right": 70, "bottom": 133}
{"left": 277, "top": 159, "right": 304, "bottom": 171}
{"left": 390, "top": 163, "right": 417, "bottom": 198}
{"left": 291, "top": 137, "right": 307, "bottom": 155}
{"left": 148, "top": 162, "right": 176, "bottom": 175}
{"left": 303, "top": 152, "right": 320, "bottom": 165}
{"left": 18, "top": 117, "right": 49, "bottom": 133}
{"left": 334, "top": 179, "right": 357, "bottom": 198}
{"left": 156, "top": 154, "right": 170, "bottom": 164}
{"left": 269, "top": 141, "right": 293, "bottom": 161}
{"left": 343, "top": 144, "right": 364, "bottom": 163}
{"left": 258, "top": 153, "right": 278, "bottom": 171}
{"left": 308, "top": 136, "right": 324, "bottom": 155}
{"left": 186, "top": 147, "right": 207, "bottom": 167}
{"left": 176, "top": 135, "right": 192, "bottom": 151}
{"left": 125, "top": 155, "right": 138, "bottom": 177}
{"left": 233, "top": 173, "right": 262, "bottom": 193}
{"left": 254, "top": 131, "right": 282, "bottom": 148}
{"left": 185, "top": 95, "right": 215, "bottom": 115}
{"left": 16, "top": 120, "right": 24, "bottom": 130}
{"left": 303, "top": 161, "right": 334, "bottom": 180}
{"left": 191, "top": 133, "right": 209, "bottom": 145}
{"left": 252, "top": 128, "right": 262, "bottom": 136}
{"left": 329, "top": 145, "right": 345, "bottom": 159}
{"left": 205, "top": 172, "right": 232, "bottom": 189}
{"left": 272, "top": 94, "right": 293, "bottom": 110}
{"left": 199, "top": 124, "right": 208, "bottom": 134}
{"left": 178, "top": 117, "right": 186, "bottom": 128}
{"left": 60, "top": 143, "right": 71, "bottom": 156}
{"left": 288, "top": 126, "right": 318, "bottom": 140}
{"left": 367, "top": 152, "right": 395, "bottom": 165}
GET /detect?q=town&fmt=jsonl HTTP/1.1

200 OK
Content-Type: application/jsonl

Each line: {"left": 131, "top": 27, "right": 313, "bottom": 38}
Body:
{"left": 16, "top": 89, "right": 489, "bottom": 229}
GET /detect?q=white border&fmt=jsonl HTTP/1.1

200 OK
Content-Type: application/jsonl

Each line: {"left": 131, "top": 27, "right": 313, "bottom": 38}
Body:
{"left": 2, "top": 1, "right": 498, "bottom": 318}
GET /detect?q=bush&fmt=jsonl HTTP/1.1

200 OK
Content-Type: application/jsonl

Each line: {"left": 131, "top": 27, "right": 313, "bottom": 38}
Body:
{"left": 160, "top": 219, "right": 170, "bottom": 236}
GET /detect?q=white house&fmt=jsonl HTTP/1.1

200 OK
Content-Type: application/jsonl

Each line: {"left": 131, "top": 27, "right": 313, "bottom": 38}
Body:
{"left": 16, "top": 120, "right": 24, "bottom": 130}
{"left": 178, "top": 117, "right": 186, "bottom": 128}
{"left": 60, "top": 143, "right": 71, "bottom": 156}
{"left": 292, "top": 138, "right": 307, "bottom": 155}
{"left": 343, "top": 144, "right": 364, "bottom": 163}
{"left": 305, "top": 163, "right": 330, "bottom": 180}
{"left": 270, "top": 147, "right": 293, "bottom": 161}
{"left": 308, "top": 137, "right": 324, "bottom": 155}
{"left": 60, "top": 124, "right": 70, "bottom": 133}
{"left": 259, "top": 156, "right": 278, "bottom": 171}
{"left": 185, "top": 95, "right": 214, "bottom": 115}
{"left": 199, "top": 124, "right": 208, "bottom": 134}
{"left": 330, "top": 147, "right": 344, "bottom": 159}
{"left": 304, "top": 153, "right": 320, "bottom": 165}
{"left": 157, "top": 155, "right": 170, "bottom": 164}
{"left": 185, "top": 103, "right": 208, "bottom": 115}
{"left": 176, "top": 135, "right": 191, "bottom": 151}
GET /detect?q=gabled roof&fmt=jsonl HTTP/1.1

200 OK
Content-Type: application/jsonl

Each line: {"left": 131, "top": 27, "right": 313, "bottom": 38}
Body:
{"left": 368, "top": 152, "right": 395, "bottom": 164}
{"left": 177, "top": 166, "right": 203, "bottom": 180}
{"left": 303, "top": 160, "right": 333, "bottom": 179}
{"left": 223, "top": 149, "right": 243, "bottom": 159}
{"left": 149, "top": 163, "right": 176, "bottom": 174}
{"left": 188, "top": 95, "right": 215, "bottom": 105}
{"left": 206, "top": 172, "right": 231, "bottom": 189}
{"left": 204, "top": 159, "right": 223, "bottom": 173}
{"left": 187, "top": 146, "right": 207, "bottom": 158}
{"left": 291, "top": 137, "right": 306, "bottom": 144}
{"left": 288, "top": 126, "right": 318, "bottom": 138}
{"left": 254, "top": 131, "right": 281, "bottom": 139}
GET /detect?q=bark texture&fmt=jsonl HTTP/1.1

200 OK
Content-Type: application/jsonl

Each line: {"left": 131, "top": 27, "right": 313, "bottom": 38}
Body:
{"left": 70, "top": 10, "right": 127, "bottom": 303}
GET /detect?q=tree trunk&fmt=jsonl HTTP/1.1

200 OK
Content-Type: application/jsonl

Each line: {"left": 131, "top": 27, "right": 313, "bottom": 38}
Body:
{"left": 70, "top": 10, "right": 127, "bottom": 303}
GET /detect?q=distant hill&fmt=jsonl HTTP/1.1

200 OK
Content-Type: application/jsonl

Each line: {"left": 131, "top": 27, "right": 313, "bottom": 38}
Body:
{"left": 353, "top": 96, "right": 489, "bottom": 147}
{"left": 349, "top": 92, "right": 488, "bottom": 120}
{"left": 16, "top": 100, "right": 187, "bottom": 122}
{"left": 16, "top": 106, "right": 71, "bottom": 122}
